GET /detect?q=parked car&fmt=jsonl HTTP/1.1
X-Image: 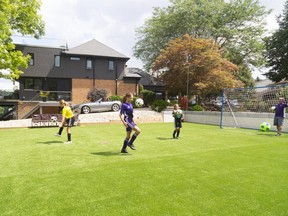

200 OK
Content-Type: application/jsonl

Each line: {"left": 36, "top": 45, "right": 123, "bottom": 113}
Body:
{"left": 73, "top": 98, "right": 121, "bottom": 114}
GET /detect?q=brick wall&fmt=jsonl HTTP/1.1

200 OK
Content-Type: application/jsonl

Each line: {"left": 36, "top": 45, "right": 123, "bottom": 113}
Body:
{"left": 72, "top": 78, "right": 139, "bottom": 104}
{"left": 117, "top": 80, "right": 139, "bottom": 97}
{"left": 72, "top": 79, "right": 94, "bottom": 104}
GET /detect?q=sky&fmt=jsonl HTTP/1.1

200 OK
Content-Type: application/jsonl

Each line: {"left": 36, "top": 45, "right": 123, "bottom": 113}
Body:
{"left": 1, "top": 0, "right": 286, "bottom": 89}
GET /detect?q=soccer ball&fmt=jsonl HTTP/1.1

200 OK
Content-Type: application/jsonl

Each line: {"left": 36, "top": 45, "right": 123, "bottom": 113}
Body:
{"left": 50, "top": 116, "right": 58, "bottom": 122}
{"left": 271, "top": 106, "right": 276, "bottom": 111}
{"left": 260, "top": 122, "right": 271, "bottom": 132}
{"left": 135, "top": 98, "right": 144, "bottom": 107}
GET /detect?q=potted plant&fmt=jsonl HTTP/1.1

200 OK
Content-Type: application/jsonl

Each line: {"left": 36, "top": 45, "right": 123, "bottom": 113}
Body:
{"left": 39, "top": 90, "right": 50, "bottom": 102}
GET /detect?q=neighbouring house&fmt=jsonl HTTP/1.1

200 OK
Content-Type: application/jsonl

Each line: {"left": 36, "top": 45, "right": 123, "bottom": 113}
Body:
{"left": 127, "top": 68, "right": 164, "bottom": 97}
{"left": 2, "top": 36, "right": 141, "bottom": 119}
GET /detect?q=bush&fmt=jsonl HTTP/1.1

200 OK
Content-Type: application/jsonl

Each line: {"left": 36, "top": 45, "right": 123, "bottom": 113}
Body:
{"left": 190, "top": 105, "right": 204, "bottom": 111}
{"left": 141, "top": 89, "right": 156, "bottom": 106}
{"left": 151, "top": 99, "right": 167, "bottom": 112}
{"left": 87, "top": 88, "right": 108, "bottom": 102}
{"left": 109, "top": 95, "right": 123, "bottom": 101}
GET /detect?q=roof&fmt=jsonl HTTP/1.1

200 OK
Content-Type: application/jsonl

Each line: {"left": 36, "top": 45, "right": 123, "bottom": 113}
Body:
{"left": 12, "top": 35, "right": 67, "bottom": 49}
{"left": 64, "top": 39, "right": 129, "bottom": 59}
{"left": 127, "top": 68, "right": 163, "bottom": 86}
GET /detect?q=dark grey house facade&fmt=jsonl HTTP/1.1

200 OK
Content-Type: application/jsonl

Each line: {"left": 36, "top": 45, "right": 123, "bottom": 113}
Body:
{"left": 16, "top": 39, "right": 141, "bottom": 105}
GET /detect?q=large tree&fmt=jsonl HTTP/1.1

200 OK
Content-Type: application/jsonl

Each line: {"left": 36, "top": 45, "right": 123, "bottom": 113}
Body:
{"left": 0, "top": 0, "right": 44, "bottom": 80}
{"left": 265, "top": 0, "right": 288, "bottom": 82}
{"left": 152, "top": 34, "right": 243, "bottom": 98}
{"left": 133, "top": 0, "right": 270, "bottom": 87}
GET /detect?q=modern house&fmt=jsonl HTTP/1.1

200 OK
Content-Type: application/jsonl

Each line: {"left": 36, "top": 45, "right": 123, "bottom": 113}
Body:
{"left": 2, "top": 37, "right": 141, "bottom": 119}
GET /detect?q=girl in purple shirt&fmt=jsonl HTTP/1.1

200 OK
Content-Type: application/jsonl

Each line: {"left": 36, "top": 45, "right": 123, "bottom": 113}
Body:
{"left": 119, "top": 93, "right": 141, "bottom": 153}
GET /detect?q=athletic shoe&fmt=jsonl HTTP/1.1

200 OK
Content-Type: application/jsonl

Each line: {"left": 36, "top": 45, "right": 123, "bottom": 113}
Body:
{"left": 276, "top": 133, "right": 282, "bottom": 136}
{"left": 128, "top": 143, "right": 136, "bottom": 150}
{"left": 121, "top": 149, "right": 128, "bottom": 153}
{"left": 54, "top": 134, "right": 61, "bottom": 137}
{"left": 64, "top": 141, "right": 72, "bottom": 144}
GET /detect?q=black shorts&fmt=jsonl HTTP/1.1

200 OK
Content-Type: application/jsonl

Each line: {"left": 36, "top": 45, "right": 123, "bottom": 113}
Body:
{"left": 65, "top": 117, "right": 75, "bottom": 127}
{"left": 174, "top": 119, "right": 182, "bottom": 128}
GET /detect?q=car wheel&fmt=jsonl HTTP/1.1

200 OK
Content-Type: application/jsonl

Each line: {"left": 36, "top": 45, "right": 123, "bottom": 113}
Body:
{"left": 82, "top": 106, "right": 90, "bottom": 114}
{"left": 111, "top": 104, "right": 120, "bottom": 112}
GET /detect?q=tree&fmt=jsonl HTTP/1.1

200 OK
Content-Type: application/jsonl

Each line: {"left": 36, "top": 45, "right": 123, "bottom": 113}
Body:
{"left": 265, "top": 0, "right": 288, "bottom": 82}
{"left": 0, "top": 0, "right": 45, "bottom": 80}
{"left": 152, "top": 35, "right": 243, "bottom": 99}
{"left": 133, "top": 0, "right": 270, "bottom": 86}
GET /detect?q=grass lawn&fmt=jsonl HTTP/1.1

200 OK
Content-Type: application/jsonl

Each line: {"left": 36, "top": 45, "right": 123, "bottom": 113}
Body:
{"left": 0, "top": 122, "right": 288, "bottom": 216}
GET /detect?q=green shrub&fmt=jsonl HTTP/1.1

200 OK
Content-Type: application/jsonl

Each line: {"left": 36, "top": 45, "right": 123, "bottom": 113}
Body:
{"left": 109, "top": 95, "right": 123, "bottom": 101}
{"left": 190, "top": 105, "right": 204, "bottom": 111}
{"left": 141, "top": 89, "right": 156, "bottom": 106}
{"left": 151, "top": 99, "right": 167, "bottom": 112}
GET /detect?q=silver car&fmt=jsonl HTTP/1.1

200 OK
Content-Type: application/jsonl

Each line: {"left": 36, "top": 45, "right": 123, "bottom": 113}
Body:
{"left": 74, "top": 98, "right": 121, "bottom": 114}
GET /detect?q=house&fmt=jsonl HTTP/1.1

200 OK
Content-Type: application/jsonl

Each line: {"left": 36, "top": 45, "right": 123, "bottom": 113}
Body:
{"left": 127, "top": 67, "right": 164, "bottom": 96}
{"left": 12, "top": 37, "right": 141, "bottom": 118}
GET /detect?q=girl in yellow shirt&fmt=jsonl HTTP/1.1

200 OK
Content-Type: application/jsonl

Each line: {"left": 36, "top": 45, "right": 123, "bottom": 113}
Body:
{"left": 55, "top": 100, "right": 75, "bottom": 144}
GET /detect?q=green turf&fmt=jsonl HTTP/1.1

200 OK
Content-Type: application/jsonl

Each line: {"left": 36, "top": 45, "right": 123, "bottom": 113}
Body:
{"left": 0, "top": 123, "right": 288, "bottom": 215}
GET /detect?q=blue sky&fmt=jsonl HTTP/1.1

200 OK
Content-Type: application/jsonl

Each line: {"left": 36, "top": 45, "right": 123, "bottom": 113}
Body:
{"left": 1, "top": 0, "right": 286, "bottom": 89}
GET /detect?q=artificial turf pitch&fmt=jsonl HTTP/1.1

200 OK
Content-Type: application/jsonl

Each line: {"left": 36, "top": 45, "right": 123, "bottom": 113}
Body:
{"left": 0, "top": 123, "right": 287, "bottom": 215}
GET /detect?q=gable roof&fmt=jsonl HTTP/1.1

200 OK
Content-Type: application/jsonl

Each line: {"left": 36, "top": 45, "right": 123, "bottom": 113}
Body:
{"left": 127, "top": 68, "right": 164, "bottom": 86}
{"left": 64, "top": 39, "right": 129, "bottom": 59}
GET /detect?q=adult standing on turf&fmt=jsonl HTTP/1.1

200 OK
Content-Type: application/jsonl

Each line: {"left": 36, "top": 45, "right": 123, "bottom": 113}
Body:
{"left": 274, "top": 97, "right": 287, "bottom": 136}
{"left": 172, "top": 104, "right": 184, "bottom": 139}
{"left": 119, "top": 93, "right": 141, "bottom": 153}
{"left": 55, "top": 100, "right": 75, "bottom": 144}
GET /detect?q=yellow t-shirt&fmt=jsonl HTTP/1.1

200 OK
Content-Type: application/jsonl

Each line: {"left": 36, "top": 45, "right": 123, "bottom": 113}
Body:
{"left": 62, "top": 106, "right": 74, "bottom": 119}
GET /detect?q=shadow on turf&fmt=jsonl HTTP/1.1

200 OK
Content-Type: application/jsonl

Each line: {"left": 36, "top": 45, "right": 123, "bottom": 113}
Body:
{"left": 37, "top": 141, "right": 63, "bottom": 145}
{"left": 91, "top": 151, "right": 130, "bottom": 157}
{"left": 156, "top": 137, "right": 175, "bottom": 140}
{"left": 257, "top": 133, "right": 277, "bottom": 137}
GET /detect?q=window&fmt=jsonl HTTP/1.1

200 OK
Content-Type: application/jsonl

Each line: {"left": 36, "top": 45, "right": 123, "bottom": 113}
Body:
{"left": 108, "top": 60, "right": 114, "bottom": 71}
{"left": 86, "top": 58, "right": 92, "bottom": 69}
{"left": 54, "top": 55, "right": 61, "bottom": 67}
{"left": 28, "top": 53, "right": 34, "bottom": 66}
{"left": 24, "top": 78, "right": 33, "bottom": 89}
{"left": 34, "top": 78, "right": 43, "bottom": 90}
{"left": 24, "top": 78, "right": 43, "bottom": 90}
{"left": 70, "top": 57, "right": 80, "bottom": 61}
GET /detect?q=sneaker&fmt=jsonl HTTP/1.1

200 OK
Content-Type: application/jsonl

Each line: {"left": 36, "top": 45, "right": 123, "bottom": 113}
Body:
{"left": 276, "top": 133, "right": 282, "bottom": 136}
{"left": 64, "top": 141, "right": 72, "bottom": 144}
{"left": 121, "top": 149, "right": 128, "bottom": 153}
{"left": 128, "top": 143, "right": 136, "bottom": 150}
{"left": 54, "top": 134, "right": 61, "bottom": 137}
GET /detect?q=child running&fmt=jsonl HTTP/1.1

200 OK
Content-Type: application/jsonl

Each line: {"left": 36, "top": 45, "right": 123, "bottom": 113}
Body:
{"left": 172, "top": 104, "right": 184, "bottom": 139}
{"left": 54, "top": 99, "right": 75, "bottom": 144}
{"left": 119, "top": 93, "right": 141, "bottom": 153}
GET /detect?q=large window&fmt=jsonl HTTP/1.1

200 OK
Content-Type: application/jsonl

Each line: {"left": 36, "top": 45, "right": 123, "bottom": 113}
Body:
{"left": 54, "top": 55, "right": 61, "bottom": 67}
{"left": 24, "top": 78, "right": 43, "bottom": 90}
{"left": 24, "top": 78, "right": 33, "bottom": 89}
{"left": 28, "top": 53, "right": 34, "bottom": 66}
{"left": 108, "top": 60, "right": 114, "bottom": 71}
{"left": 86, "top": 58, "right": 92, "bottom": 69}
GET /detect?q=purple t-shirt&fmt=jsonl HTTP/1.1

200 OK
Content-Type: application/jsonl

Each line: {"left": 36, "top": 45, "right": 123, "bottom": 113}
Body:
{"left": 120, "top": 102, "right": 134, "bottom": 120}
{"left": 275, "top": 103, "right": 288, "bottom": 118}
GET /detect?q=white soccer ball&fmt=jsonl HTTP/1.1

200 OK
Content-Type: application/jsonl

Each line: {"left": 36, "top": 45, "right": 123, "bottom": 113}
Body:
{"left": 50, "top": 116, "right": 58, "bottom": 122}
{"left": 271, "top": 106, "right": 276, "bottom": 111}
{"left": 135, "top": 98, "right": 144, "bottom": 107}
